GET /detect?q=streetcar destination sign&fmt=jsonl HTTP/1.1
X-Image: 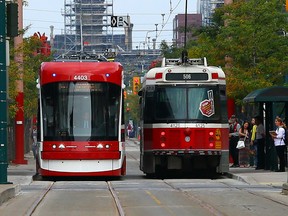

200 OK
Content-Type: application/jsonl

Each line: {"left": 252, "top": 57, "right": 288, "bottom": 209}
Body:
{"left": 166, "top": 73, "right": 208, "bottom": 81}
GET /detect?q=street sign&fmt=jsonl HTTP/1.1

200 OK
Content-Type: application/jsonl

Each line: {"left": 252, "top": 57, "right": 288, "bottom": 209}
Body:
{"left": 111, "top": 16, "right": 130, "bottom": 28}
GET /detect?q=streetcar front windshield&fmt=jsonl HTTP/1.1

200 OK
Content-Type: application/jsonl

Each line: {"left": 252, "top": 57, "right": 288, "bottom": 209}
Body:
{"left": 41, "top": 82, "right": 121, "bottom": 141}
{"left": 144, "top": 85, "right": 227, "bottom": 123}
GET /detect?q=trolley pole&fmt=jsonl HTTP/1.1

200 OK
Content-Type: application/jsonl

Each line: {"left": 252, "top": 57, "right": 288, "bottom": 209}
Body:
{"left": 0, "top": 0, "right": 9, "bottom": 184}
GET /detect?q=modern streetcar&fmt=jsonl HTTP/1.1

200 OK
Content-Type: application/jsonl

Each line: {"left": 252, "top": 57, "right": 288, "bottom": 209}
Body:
{"left": 138, "top": 57, "right": 229, "bottom": 176}
{"left": 35, "top": 58, "right": 126, "bottom": 177}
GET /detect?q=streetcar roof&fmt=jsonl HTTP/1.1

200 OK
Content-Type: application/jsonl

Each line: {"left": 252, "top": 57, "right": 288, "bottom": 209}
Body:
{"left": 144, "top": 64, "right": 225, "bottom": 81}
{"left": 39, "top": 61, "right": 123, "bottom": 86}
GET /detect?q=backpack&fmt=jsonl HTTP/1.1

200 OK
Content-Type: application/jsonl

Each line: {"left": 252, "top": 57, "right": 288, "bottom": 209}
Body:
{"left": 283, "top": 127, "right": 288, "bottom": 146}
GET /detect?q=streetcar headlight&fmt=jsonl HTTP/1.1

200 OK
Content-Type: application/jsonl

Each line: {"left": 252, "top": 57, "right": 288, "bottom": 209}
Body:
{"left": 97, "top": 143, "right": 104, "bottom": 149}
{"left": 105, "top": 144, "right": 110, "bottom": 149}
{"left": 59, "top": 144, "right": 65, "bottom": 149}
{"left": 52, "top": 144, "right": 57, "bottom": 149}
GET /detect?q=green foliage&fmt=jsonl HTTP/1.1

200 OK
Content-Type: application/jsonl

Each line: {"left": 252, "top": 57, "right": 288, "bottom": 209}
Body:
{"left": 161, "top": 0, "right": 288, "bottom": 102}
{"left": 125, "top": 82, "right": 141, "bottom": 124}
{"left": 215, "top": 0, "right": 288, "bottom": 100}
{"left": 160, "top": 41, "right": 183, "bottom": 58}
{"left": 8, "top": 35, "right": 52, "bottom": 119}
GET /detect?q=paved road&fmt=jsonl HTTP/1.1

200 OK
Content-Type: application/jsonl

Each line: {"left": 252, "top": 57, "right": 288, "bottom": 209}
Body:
{"left": 0, "top": 139, "right": 287, "bottom": 216}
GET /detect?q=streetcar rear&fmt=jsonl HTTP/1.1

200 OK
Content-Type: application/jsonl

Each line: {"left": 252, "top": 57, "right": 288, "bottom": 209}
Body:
{"left": 139, "top": 58, "right": 229, "bottom": 176}
{"left": 36, "top": 60, "right": 126, "bottom": 177}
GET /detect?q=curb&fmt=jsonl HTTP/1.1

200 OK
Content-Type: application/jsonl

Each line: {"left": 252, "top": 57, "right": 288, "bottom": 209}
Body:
{"left": 225, "top": 172, "right": 258, "bottom": 185}
{"left": 282, "top": 183, "right": 288, "bottom": 195}
{"left": 0, "top": 184, "right": 20, "bottom": 206}
{"left": 225, "top": 172, "right": 247, "bottom": 183}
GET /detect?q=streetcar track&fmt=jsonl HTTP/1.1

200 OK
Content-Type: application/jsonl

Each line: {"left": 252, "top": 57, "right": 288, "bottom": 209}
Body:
{"left": 24, "top": 182, "right": 55, "bottom": 216}
{"left": 107, "top": 181, "right": 125, "bottom": 216}
{"left": 221, "top": 181, "right": 288, "bottom": 208}
{"left": 162, "top": 179, "right": 228, "bottom": 216}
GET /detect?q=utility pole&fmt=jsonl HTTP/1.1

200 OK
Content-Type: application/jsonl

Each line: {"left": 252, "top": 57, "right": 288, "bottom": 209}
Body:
{"left": 282, "top": 0, "right": 288, "bottom": 196}
{"left": 0, "top": 0, "right": 9, "bottom": 184}
{"left": 13, "top": 0, "right": 27, "bottom": 164}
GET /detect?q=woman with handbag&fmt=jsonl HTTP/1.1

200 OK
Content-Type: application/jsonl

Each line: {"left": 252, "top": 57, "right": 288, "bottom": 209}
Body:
{"left": 238, "top": 121, "right": 251, "bottom": 167}
{"left": 270, "top": 117, "right": 286, "bottom": 172}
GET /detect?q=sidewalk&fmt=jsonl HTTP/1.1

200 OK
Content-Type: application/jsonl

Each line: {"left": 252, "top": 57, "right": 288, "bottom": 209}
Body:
{"left": 227, "top": 166, "right": 288, "bottom": 188}
{"left": 0, "top": 152, "right": 35, "bottom": 206}
{"left": 1, "top": 152, "right": 288, "bottom": 206}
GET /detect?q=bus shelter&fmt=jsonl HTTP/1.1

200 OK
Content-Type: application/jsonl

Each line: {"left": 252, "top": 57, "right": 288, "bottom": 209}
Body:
{"left": 243, "top": 86, "right": 288, "bottom": 170}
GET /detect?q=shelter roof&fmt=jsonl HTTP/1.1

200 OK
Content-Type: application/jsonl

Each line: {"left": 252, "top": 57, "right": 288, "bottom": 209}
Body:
{"left": 243, "top": 86, "right": 288, "bottom": 103}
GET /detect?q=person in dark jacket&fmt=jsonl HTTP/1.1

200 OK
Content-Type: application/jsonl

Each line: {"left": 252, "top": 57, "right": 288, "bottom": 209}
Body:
{"left": 254, "top": 116, "right": 265, "bottom": 170}
{"left": 229, "top": 115, "right": 241, "bottom": 167}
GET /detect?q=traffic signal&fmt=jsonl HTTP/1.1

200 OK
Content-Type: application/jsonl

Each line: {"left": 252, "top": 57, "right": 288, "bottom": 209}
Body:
{"left": 6, "top": 3, "right": 18, "bottom": 37}
{"left": 133, "top": 77, "right": 140, "bottom": 95}
{"left": 123, "top": 90, "right": 127, "bottom": 99}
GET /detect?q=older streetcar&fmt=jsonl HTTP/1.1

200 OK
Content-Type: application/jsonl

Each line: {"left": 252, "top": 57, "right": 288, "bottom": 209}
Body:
{"left": 138, "top": 57, "right": 229, "bottom": 176}
{"left": 35, "top": 58, "right": 126, "bottom": 177}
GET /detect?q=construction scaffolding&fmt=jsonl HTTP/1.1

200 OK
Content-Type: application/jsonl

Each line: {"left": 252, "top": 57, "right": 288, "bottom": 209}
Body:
{"left": 62, "top": 0, "right": 113, "bottom": 54}
{"left": 198, "top": 0, "right": 224, "bottom": 26}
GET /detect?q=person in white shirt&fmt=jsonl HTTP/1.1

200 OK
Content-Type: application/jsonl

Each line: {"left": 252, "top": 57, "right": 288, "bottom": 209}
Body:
{"left": 270, "top": 117, "right": 286, "bottom": 172}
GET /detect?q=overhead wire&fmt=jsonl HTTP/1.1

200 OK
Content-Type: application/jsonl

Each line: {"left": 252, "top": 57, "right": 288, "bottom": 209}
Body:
{"left": 156, "top": 0, "right": 182, "bottom": 39}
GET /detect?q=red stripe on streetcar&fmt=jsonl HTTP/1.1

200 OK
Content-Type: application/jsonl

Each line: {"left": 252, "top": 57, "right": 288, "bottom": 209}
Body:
{"left": 41, "top": 151, "right": 121, "bottom": 160}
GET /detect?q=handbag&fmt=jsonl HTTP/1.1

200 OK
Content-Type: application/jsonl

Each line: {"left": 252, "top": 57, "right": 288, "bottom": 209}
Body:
{"left": 236, "top": 140, "right": 245, "bottom": 149}
{"left": 236, "top": 130, "right": 247, "bottom": 149}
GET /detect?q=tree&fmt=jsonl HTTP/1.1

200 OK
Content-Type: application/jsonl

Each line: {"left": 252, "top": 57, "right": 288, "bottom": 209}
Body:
{"left": 196, "top": 0, "right": 288, "bottom": 101}
{"left": 9, "top": 35, "right": 52, "bottom": 118}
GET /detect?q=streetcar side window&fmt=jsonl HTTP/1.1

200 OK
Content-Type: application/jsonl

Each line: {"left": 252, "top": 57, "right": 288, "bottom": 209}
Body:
{"left": 219, "top": 86, "right": 228, "bottom": 122}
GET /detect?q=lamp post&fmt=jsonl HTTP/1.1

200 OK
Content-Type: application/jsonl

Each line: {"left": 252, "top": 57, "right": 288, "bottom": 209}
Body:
{"left": 161, "top": 14, "right": 165, "bottom": 28}
{"left": 145, "top": 30, "right": 155, "bottom": 48}
{"left": 155, "top": 24, "right": 158, "bottom": 39}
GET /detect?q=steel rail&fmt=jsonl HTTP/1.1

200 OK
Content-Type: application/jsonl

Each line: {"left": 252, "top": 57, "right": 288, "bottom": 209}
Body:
{"left": 107, "top": 181, "right": 125, "bottom": 216}
{"left": 24, "top": 182, "right": 55, "bottom": 216}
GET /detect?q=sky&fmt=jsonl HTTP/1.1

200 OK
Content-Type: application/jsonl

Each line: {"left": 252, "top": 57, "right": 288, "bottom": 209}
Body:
{"left": 23, "top": 0, "right": 198, "bottom": 49}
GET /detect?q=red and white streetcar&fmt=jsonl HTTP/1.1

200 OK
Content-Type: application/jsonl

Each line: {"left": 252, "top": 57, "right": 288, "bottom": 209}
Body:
{"left": 138, "top": 57, "right": 229, "bottom": 176}
{"left": 36, "top": 57, "right": 126, "bottom": 177}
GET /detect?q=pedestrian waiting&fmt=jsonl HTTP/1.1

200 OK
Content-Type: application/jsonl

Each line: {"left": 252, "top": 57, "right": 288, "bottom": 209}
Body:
{"left": 238, "top": 121, "right": 251, "bottom": 167}
{"left": 269, "top": 117, "right": 286, "bottom": 172}
{"left": 254, "top": 116, "right": 265, "bottom": 170}
{"left": 229, "top": 115, "right": 241, "bottom": 168}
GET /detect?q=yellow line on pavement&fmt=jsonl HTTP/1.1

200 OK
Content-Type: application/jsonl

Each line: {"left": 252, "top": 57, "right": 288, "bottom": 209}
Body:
{"left": 145, "top": 190, "right": 177, "bottom": 215}
{"left": 145, "top": 190, "right": 162, "bottom": 205}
